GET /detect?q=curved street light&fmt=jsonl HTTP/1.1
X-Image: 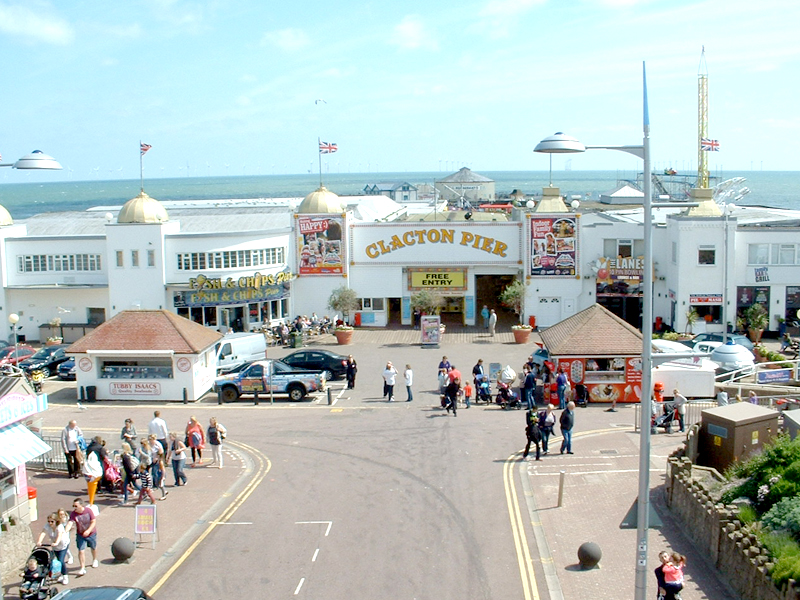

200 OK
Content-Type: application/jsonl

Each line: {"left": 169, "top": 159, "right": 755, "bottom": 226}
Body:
{"left": 0, "top": 150, "right": 62, "bottom": 170}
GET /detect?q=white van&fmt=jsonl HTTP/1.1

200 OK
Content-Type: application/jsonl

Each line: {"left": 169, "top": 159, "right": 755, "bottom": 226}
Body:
{"left": 215, "top": 332, "right": 268, "bottom": 373}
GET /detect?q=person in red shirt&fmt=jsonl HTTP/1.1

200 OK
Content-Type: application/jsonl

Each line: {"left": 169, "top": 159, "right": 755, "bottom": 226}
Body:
{"left": 448, "top": 365, "right": 462, "bottom": 384}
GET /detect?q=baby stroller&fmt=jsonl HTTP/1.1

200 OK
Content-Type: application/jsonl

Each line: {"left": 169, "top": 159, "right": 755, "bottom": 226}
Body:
{"left": 20, "top": 547, "right": 59, "bottom": 600}
{"left": 475, "top": 375, "right": 492, "bottom": 405}
{"left": 653, "top": 401, "right": 679, "bottom": 434}
{"left": 496, "top": 381, "right": 522, "bottom": 410}
{"left": 574, "top": 384, "right": 588, "bottom": 408}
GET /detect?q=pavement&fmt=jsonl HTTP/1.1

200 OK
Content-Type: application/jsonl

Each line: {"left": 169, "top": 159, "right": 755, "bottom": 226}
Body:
{"left": 5, "top": 325, "right": 760, "bottom": 599}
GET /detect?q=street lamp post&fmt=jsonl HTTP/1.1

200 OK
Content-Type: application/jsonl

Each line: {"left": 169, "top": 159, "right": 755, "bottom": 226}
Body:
{"left": 0, "top": 150, "right": 62, "bottom": 171}
{"left": 535, "top": 63, "right": 655, "bottom": 600}
{"left": 8, "top": 313, "right": 19, "bottom": 367}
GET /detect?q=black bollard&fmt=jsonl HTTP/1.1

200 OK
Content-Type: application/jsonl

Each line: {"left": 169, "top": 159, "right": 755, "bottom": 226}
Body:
{"left": 183, "top": 387, "right": 188, "bottom": 404}
{"left": 79, "top": 386, "right": 85, "bottom": 401}
{"left": 327, "top": 387, "right": 332, "bottom": 405}
{"left": 254, "top": 389, "right": 259, "bottom": 406}
{"left": 217, "top": 388, "right": 223, "bottom": 405}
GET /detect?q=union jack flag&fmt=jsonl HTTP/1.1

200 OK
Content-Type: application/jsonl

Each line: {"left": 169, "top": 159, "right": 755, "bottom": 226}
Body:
{"left": 700, "top": 138, "right": 719, "bottom": 152}
{"left": 140, "top": 142, "right": 152, "bottom": 156}
{"left": 319, "top": 141, "right": 338, "bottom": 154}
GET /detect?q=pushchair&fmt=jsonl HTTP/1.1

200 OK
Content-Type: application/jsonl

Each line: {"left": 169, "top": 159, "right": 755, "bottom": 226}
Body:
{"left": 475, "top": 375, "right": 492, "bottom": 405}
{"left": 19, "top": 547, "right": 59, "bottom": 600}
{"left": 496, "top": 381, "right": 522, "bottom": 410}
{"left": 652, "top": 401, "right": 679, "bottom": 434}
{"left": 574, "top": 384, "right": 588, "bottom": 408}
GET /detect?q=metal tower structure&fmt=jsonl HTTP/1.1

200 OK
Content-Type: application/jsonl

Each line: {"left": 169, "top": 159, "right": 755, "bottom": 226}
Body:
{"left": 698, "top": 47, "right": 709, "bottom": 188}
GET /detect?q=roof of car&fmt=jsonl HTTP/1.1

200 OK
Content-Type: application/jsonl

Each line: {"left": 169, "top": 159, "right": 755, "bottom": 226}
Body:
{"left": 52, "top": 587, "right": 150, "bottom": 600}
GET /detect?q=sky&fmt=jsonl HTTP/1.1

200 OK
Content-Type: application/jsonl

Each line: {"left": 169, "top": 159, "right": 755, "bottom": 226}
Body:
{"left": 0, "top": 0, "right": 798, "bottom": 182}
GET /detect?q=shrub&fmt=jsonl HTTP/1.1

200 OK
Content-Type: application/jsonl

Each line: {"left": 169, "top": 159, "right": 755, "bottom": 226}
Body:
{"left": 763, "top": 496, "right": 800, "bottom": 538}
{"left": 737, "top": 504, "right": 759, "bottom": 526}
{"left": 662, "top": 331, "right": 680, "bottom": 341}
{"left": 722, "top": 435, "right": 800, "bottom": 510}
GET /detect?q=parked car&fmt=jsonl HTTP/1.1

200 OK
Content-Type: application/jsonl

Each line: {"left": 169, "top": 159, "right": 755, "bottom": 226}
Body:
{"left": 0, "top": 345, "right": 36, "bottom": 366}
{"left": 58, "top": 357, "right": 76, "bottom": 380}
{"left": 18, "top": 344, "right": 70, "bottom": 376}
{"left": 215, "top": 332, "right": 268, "bottom": 373}
{"left": 281, "top": 349, "right": 349, "bottom": 380}
{"left": 214, "top": 359, "right": 326, "bottom": 402}
{"left": 52, "top": 587, "right": 153, "bottom": 600}
{"left": 682, "top": 332, "right": 754, "bottom": 351}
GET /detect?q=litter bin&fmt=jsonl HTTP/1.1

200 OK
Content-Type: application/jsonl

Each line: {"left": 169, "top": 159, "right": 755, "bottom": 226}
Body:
{"left": 290, "top": 332, "right": 302, "bottom": 348}
{"left": 528, "top": 315, "right": 536, "bottom": 329}
{"left": 354, "top": 312, "right": 362, "bottom": 327}
{"left": 86, "top": 385, "right": 97, "bottom": 401}
{"left": 28, "top": 487, "right": 38, "bottom": 522}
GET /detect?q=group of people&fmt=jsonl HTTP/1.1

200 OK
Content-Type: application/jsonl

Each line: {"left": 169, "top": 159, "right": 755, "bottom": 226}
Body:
{"left": 381, "top": 361, "right": 413, "bottom": 403}
{"left": 522, "top": 402, "right": 576, "bottom": 460}
{"left": 480, "top": 305, "right": 498, "bottom": 336}
{"left": 31, "top": 500, "right": 97, "bottom": 584}
{"left": 655, "top": 550, "right": 687, "bottom": 600}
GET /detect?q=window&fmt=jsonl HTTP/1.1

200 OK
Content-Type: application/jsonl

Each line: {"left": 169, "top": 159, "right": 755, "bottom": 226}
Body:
{"left": 147, "top": 250, "right": 156, "bottom": 267}
{"left": 17, "top": 253, "right": 103, "bottom": 273}
{"left": 175, "top": 247, "right": 286, "bottom": 271}
{"left": 603, "top": 239, "right": 642, "bottom": 258}
{"left": 131, "top": 250, "right": 139, "bottom": 267}
{"left": 698, "top": 246, "right": 716, "bottom": 265}
{"left": 358, "top": 298, "right": 385, "bottom": 311}
{"left": 116, "top": 251, "right": 124, "bottom": 268}
{"left": 748, "top": 244, "right": 770, "bottom": 265}
{"left": 772, "top": 244, "right": 796, "bottom": 265}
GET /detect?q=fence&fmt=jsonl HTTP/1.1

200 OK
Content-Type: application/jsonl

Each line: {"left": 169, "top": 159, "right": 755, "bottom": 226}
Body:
{"left": 27, "top": 436, "right": 68, "bottom": 472}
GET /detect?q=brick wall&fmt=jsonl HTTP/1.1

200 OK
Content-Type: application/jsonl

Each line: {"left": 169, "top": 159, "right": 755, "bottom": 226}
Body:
{"left": 0, "top": 520, "right": 34, "bottom": 586}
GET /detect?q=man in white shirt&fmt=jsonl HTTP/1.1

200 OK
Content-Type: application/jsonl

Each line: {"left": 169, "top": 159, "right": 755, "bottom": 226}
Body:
{"left": 60, "top": 420, "right": 83, "bottom": 479}
{"left": 382, "top": 362, "right": 398, "bottom": 402}
{"left": 148, "top": 411, "right": 169, "bottom": 451}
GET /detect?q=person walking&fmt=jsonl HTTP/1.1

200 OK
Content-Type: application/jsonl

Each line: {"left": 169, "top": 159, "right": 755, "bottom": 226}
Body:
{"left": 168, "top": 432, "right": 188, "bottom": 486}
{"left": 556, "top": 367, "right": 570, "bottom": 410}
{"left": 69, "top": 498, "right": 98, "bottom": 575}
{"left": 404, "top": 364, "right": 413, "bottom": 402}
{"left": 559, "top": 401, "right": 575, "bottom": 454}
{"left": 146, "top": 434, "right": 169, "bottom": 500}
{"left": 481, "top": 305, "right": 490, "bottom": 330}
{"left": 185, "top": 416, "right": 206, "bottom": 466}
{"left": 83, "top": 436, "right": 106, "bottom": 505}
{"left": 120, "top": 418, "right": 137, "bottom": 451}
{"left": 345, "top": 355, "right": 358, "bottom": 389}
{"left": 119, "top": 442, "right": 140, "bottom": 505}
{"left": 538, "top": 404, "right": 556, "bottom": 454}
{"left": 148, "top": 410, "right": 169, "bottom": 453}
{"left": 61, "top": 420, "right": 83, "bottom": 479}
{"left": 37, "top": 512, "right": 69, "bottom": 584}
{"left": 135, "top": 462, "right": 157, "bottom": 505}
{"left": 382, "top": 361, "right": 398, "bottom": 402}
{"left": 524, "top": 366, "right": 537, "bottom": 410}
{"left": 523, "top": 410, "right": 543, "bottom": 461}
{"left": 463, "top": 380, "right": 473, "bottom": 408}
{"left": 56, "top": 508, "right": 74, "bottom": 567}
{"left": 445, "top": 376, "right": 460, "bottom": 416}
{"left": 488, "top": 309, "right": 497, "bottom": 336}
{"left": 207, "top": 416, "right": 227, "bottom": 468}
{"left": 672, "top": 388, "right": 688, "bottom": 433}
{"left": 472, "top": 359, "right": 485, "bottom": 385}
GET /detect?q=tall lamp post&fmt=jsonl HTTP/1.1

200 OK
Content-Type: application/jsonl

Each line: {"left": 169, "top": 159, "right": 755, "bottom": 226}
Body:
{"left": 534, "top": 63, "right": 656, "bottom": 600}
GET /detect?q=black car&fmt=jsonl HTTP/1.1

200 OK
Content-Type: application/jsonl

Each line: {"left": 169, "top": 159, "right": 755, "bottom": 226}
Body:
{"left": 52, "top": 587, "right": 153, "bottom": 600}
{"left": 58, "top": 357, "right": 76, "bottom": 380}
{"left": 18, "top": 344, "right": 70, "bottom": 376}
{"left": 281, "top": 348, "right": 349, "bottom": 380}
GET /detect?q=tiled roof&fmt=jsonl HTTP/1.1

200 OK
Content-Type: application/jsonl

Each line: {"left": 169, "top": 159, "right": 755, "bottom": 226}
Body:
{"left": 540, "top": 303, "right": 643, "bottom": 356}
{"left": 68, "top": 310, "right": 222, "bottom": 354}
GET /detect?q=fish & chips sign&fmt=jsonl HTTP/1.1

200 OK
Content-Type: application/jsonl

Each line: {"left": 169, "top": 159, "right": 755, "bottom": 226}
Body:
{"left": 175, "top": 271, "right": 295, "bottom": 308}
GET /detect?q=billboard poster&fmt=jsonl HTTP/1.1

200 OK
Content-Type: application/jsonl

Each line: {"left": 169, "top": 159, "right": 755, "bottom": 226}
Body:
{"left": 298, "top": 215, "right": 344, "bottom": 275}
{"left": 530, "top": 215, "right": 578, "bottom": 277}
{"left": 420, "top": 315, "right": 442, "bottom": 345}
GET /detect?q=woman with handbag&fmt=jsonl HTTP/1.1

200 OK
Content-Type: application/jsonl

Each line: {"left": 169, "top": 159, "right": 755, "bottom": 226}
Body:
{"left": 82, "top": 436, "right": 106, "bottom": 505}
{"left": 207, "top": 417, "right": 227, "bottom": 468}
{"left": 537, "top": 405, "right": 556, "bottom": 455}
{"left": 185, "top": 416, "right": 206, "bottom": 467}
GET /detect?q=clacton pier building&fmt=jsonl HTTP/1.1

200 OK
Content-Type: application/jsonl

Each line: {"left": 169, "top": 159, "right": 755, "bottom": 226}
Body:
{"left": 0, "top": 169, "right": 797, "bottom": 346}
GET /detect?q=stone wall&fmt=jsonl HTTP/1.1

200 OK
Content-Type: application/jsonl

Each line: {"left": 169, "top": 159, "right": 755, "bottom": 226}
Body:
{"left": 0, "top": 520, "right": 34, "bottom": 586}
{"left": 666, "top": 454, "right": 800, "bottom": 600}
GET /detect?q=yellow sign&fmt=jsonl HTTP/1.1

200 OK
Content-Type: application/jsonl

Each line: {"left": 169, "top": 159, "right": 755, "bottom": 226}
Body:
{"left": 365, "top": 228, "right": 508, "bottom": 259}
{"left": 752, "top": 430, "right": 759, "bottom": 445}
{"left": 410, "top": 271, "right": 465, "bottom": 288}
{"left": 714, "top": 436, "right": 721, "bottom": 446}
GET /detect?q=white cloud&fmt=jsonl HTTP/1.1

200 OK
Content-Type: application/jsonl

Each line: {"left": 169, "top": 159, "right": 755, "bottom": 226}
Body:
{"left": 480, "top": 0, "right": 546, "bottom": 17}
{"left": 262, "top": 28, "right": 310, "bottom": 52}
{"left": 0, "top": 1, "right": 74, "bottom": 45}
{"left": 390, "top": 15, "right": 438, "bottom": 51}
{"left": 241, "top": 74, "right": 257, "bottom": 83}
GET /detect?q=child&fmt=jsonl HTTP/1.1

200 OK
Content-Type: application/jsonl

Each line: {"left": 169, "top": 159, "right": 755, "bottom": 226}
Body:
{"left": 662, "top": 552, "right": 685, "bottom": 599}
{"left": 136, "top": 462, "right": 157, "bottom": 505}
{"left": 20, "top": 558, "right": 44, "bottom": 594}
{"left": 463, "top": 381, "right": 473, "bottom": 409}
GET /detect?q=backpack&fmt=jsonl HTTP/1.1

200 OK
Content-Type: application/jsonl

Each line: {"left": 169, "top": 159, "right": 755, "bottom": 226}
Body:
{"left": 128, "top": 454, "right": 140, "bottom": 472}
{"left": 190, "top": 431, "right": 202, "bottom": 447}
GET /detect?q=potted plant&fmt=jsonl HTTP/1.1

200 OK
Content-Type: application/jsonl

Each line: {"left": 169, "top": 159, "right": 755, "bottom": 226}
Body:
{"left": 499, "top": 280, "right": 531, "bottom": 342}
{"left": 47, "top": 317, "right": 63, "bottom": 345}
{"left": 684, "top": 308, "right": 699, "bottom": 334}
{"left": 409, "top": 289, "right": 445, "bottom": 317}
{"left": 327, "top": 286, "right": 359, "bottom": 344}
{"left": 744, "top": 303, "right": 768, "bottom": 343}
{"left": 753, "top": 344, "right": 768, "bottom": 362}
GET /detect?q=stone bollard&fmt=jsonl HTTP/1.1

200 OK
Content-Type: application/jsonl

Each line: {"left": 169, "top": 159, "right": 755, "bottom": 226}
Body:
{"left": 577, "top": 542, "right": 602, "bottom": 569}
{"left": 111, "top": 537, "right": 135, "bottom": 562}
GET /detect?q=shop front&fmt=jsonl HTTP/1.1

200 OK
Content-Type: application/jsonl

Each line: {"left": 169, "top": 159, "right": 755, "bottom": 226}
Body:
{"left": 0, "top": 377, "right": 50, "bottom": 525}
{"left": 737, "top": 286, "right": 770, "bottom": 329}
{"left": 556, "top": 355, "right": 642, "bottom": 405}
{"left": 593, "top": 255, "right": 643, "bottom": 329}
{"left": 173, "top": 270, "right": 293, "bottom": 333}
{"left": 689, "top": 294, "right": 723, "bottom": 333}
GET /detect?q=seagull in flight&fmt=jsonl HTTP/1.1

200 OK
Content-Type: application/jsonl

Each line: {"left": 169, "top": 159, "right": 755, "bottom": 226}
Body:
{"left": 315, "top": 99, "right": 327, "bottom": 104}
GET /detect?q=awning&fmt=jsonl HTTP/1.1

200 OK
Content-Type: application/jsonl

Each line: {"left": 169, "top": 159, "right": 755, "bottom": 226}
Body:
{"left": 0, "top": 422, "right": 51, "bottom": 469}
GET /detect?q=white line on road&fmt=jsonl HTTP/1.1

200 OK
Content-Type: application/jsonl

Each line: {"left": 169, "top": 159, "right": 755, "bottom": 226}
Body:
{"left": 312, "top": 548, "right": 319, "bottom": 562}
{"left": 295, "top": 520, "right": 333, "bottom": 536}
{"left": 294, "top": 578, "right": 305, "bottom": 595}
{"left": 210, "top": 521, "right": 253, "bottom": 525}
{"left": 530, "top": 468, "right": 664, "bottom": 476}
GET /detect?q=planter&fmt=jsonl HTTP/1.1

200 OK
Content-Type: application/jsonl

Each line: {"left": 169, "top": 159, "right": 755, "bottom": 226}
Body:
{"left": 334, "top": 329, "right": 354, "bottom": 345}
{"left": 512, "top": 328, "right": 532, "bottom": 344}
{"left": 46, "top": 338, "right": 63, "bottom": 346}
{"left": 748, "top": 328, "right": 763, "bottom": 344}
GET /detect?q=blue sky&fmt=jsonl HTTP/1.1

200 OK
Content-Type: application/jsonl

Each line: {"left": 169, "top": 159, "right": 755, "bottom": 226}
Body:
{"left": 0, "top": 0, "right": 797, "bottom": 181}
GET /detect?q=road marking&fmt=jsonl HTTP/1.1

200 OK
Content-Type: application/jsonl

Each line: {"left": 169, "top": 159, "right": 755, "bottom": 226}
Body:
{"left": 312, "top": 548, "right": 319, "bottom": 562}
{"left": 146, "top": 440, "right": 271, "bottom": 597}
{"left": 504, "top": 454, "right": 539, "bottom": 600}
{"left": 210, "top": 521, "right": 253, "bottom": 525}
{"left": 294, "top": 578, "right": 305, "bottom": 595}
{"left": 295, "top": 520, "right": 333, "bottom": 536}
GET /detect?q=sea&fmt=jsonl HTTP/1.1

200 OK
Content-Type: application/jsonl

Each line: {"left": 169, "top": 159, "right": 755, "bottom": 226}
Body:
{"left": 0, "top": 170, "right": 797, "bottom": 219}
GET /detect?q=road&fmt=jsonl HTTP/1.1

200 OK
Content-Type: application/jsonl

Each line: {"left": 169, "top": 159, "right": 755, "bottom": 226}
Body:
{"left": 149, "top": 382, "right": 537, "bottom": 599}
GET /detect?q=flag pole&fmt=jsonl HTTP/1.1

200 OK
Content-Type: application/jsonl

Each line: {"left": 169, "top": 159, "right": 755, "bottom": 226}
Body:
{"left": 318, "top": 137, "right": 323, "bottom": 188}
{"left": 139, "top": 140, "right": 144, "bottom": 193}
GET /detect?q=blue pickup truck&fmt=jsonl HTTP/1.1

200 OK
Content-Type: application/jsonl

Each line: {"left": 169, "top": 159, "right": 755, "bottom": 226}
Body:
{"left": 213, "top": 359, "right": 326, "bottom": 402}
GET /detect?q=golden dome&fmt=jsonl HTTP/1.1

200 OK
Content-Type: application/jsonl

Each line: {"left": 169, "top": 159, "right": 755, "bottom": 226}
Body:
{"left": 117, "top": 191, "right": 169, "bottom": 224}
{"left": 0, "top": 205, "right": 13, "bottom": 226}
{"left": 297, "top": 186, "right": 343, "bottom": 214}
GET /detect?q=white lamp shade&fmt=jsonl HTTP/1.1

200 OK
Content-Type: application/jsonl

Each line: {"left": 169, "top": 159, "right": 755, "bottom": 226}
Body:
{"left": 13, "top": 150, "right": 62, "bottom": 170}
{"left": 534, "top": 132, "right": 586, "bottom": 154}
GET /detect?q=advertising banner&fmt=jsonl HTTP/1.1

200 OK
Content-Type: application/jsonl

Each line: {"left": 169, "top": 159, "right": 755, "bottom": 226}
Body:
{"left": 298, "top": 215, "right": 345, "bottom": 275}
{"left": 408, "top": 268, "right": 467, "bottom": 291}
{"left": 420, "top": 315, "right": 442, "bottom": 345}
{"left": 530, "top": 215, "right": 578, "bottom": 277}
